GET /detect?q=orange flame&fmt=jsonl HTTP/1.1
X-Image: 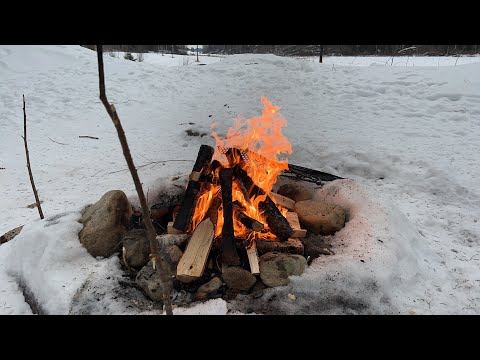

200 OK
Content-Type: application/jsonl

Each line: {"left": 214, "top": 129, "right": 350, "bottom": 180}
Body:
{"left": 190, "top": 96, "right": 292, "bottom": 240}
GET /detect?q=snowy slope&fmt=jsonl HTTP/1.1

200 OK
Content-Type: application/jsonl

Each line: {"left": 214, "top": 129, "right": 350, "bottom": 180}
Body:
{"left": 1, "top": 46, "right": 480, "bottom": 314}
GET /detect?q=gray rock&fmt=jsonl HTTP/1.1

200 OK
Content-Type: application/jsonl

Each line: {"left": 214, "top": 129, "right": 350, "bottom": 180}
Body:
{"left": 164, "top": 245, "right": 183, "bottom": 272}
{"left": 277, "top": 183, "right": 315, "bottom": 202}
{"left": 123, "top": 229, "right": 150, "bottom": 268}
{"left": 295, "top": 199, "right": 346, "bottom": 235}
{"left": 259, "top": 252, "right": 307, "bottom": 287}
{"left": 156, "top": 234, "right": 189, "bottom": 247}
{"left": 222, "top": 266, "right": 257, "bottom": 291}
{"left": 79, "top": 190, "right": 133, "bottom": 257}
{"left": 195, "top": 277, "right": 223, "bottom": 301}
{"left": 302, "top": 233, "right": 334, "bottom": 259}
{"left": 135, "top": 259, "right": 170, "bottom": 302}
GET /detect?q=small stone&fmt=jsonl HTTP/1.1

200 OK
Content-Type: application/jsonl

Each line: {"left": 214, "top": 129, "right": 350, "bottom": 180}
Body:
{"left": 301, "top": 233, "right": 334, "bottom": 259}
{"left": 165, "top": 245, "right": 183, "bottom": 272}
{"left": 135, "top": 260, "right": 167, "bottom": 302}
{"left": 194, "top": 277, "right": 223, "bottom": 301}
{"left": 277, "top": 183, "right": 315, "bottom": 202}
{"left": 79, "top": 190, "right": 133, "bottom": 257}
{"left": 222, "top": 266, "right": 257, "bottom": 291}
{"left": 259, "top": 252, "right": 307, "bottom": 288}
{"left": 295, "top": 199, "right": 346, "bottom": 235}
{"left": 156, "top": 233, "right": 189, "bottom": 247}
{"left": 288, "top": 293, "right": 296, "bottom": 300}
{"left": 122, "top": 229, "right": 150, "bottom": 268}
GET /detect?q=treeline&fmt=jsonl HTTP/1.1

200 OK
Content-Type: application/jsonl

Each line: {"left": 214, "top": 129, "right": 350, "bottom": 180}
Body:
{"left": 82, "top": 45, "right": 191, "bottom": 55}
{"left": 82, "top": 45, "right": 480, "bottom": 56}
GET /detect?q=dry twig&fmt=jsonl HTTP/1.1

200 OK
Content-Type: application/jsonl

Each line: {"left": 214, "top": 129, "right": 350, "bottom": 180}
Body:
{"left": 96, "top": 46, "right": 173, "bottom": 315}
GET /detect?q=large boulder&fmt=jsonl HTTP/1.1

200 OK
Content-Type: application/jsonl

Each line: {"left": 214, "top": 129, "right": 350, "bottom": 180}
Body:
{"left": 122, "top": 229, "right": 150, "bottom": 268}
{"left": 294, "top": 199, "right": 346, "bottom": 235}
{"left": 79, "top": 190, "right": 133, "bottom": 257}
{"left": 222, "top": 266, "right": 257, "bottom": 291}
{"left": 259, "top": 252, "right": 307, "bottom": 287}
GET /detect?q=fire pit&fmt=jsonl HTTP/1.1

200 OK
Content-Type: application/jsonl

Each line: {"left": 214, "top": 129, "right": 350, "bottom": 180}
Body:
{"left": 156, "top": 97, "right": 346, "bottom": 295}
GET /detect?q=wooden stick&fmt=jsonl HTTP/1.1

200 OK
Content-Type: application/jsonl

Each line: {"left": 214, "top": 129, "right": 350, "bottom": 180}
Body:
{"left": 79, "top": 135, "right": 99, "bottom": 139}
{"left": 285, "top": 211, "right": 307, "bottom": 238}
{"left": 97, "top": 46, "right": 173, "bottom": 315}
{"left": 270, "top": 192, "right": 295, "bottom": 210}
{"left": 176, "top": 218, "right": 215, "bottom": 282}
{"left": 22, "top": 95, "right": 44, "bottom": 220}
{"left": 173, "top": 145, "right": 214, "bottom": 232}
{"left": 246, "top": 241, "right": 260, "bottom": 275}
{"left": 219, "top": 168, "right": 240, "bottom": 265}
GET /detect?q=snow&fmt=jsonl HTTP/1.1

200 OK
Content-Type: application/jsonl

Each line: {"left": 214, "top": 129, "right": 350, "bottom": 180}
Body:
{"left": 1, "top": 45, "right": 480, "bottom": 314}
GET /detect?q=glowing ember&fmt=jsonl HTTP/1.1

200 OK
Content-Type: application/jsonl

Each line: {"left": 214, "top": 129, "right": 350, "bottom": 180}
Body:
{"left": 189, "top": 96, "right": 292, "bottom": 240}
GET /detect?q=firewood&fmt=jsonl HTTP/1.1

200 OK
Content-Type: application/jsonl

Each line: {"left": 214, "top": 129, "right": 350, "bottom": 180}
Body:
{"left": 246, "top": 241, "right": 260, "bottom": 275}
{"left": 285, "top": 212, "right": 307, "bottom": 238}
{"left": 281, "top": 163, "right": 344, "bottom": 184}
{"left": 176, "top": 218, "right": 215, "bottom": 282}
{"left": 219, "top": 168, "right": 240, "bottom": 266}
{"left": 233, "top": 166, "right": 293, "bottom": 241}
{"left": 205, "top": 195, "right": 222, "bottom": 229}
{"left": 173, "top": 145, "right": 214, "bottom": 232}
{"left": 235, "top": 211, "right": 264, "bottom": 232}
{"left": 256, "top": 238, "right": 304, "bottom": 255}
{"left": 270, "top": 192, "right": 295, "bottom": 211}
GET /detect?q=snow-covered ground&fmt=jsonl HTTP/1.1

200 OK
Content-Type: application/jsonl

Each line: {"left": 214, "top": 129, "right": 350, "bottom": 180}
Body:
{"left": 1, "top": 45, "right": 480, "bottom": 314}
{"left": 106, "top": 50, "right": 223, "bottom": 67}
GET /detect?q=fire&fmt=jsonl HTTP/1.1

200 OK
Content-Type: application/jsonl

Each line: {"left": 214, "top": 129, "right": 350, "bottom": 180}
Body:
{"left": 189, "top": 97, "right": 292, "bottom": 240}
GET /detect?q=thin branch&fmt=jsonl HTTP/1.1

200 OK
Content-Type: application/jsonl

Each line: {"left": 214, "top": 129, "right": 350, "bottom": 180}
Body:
{"left": 96, "top": 45, "right": 173, "bottom": 315}
{"left": 48, "top": 137, "right": 68, "bottom": 145}
{"left": 107, "top": 159, "right": 194, "bottom": 175}
{"left": 79, "top": 135, "right": 99, "bottom": 140}
{"left": 22, "top": 95, "right": 44, "bottom": 220}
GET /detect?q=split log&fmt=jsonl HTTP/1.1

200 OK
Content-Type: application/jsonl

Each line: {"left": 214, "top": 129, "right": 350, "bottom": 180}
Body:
{"left": 233, "top": 166, "right": 293, "bottom": 241}
{"left": 201, "top": 159, "right": 222, "bottom": 184}
{"left": 173, "top": 145, "right": 214, "bottom": 232}
{"left": 246, "top": 241, "right": 260, "bottom": 275}
{"left": 255, "top": 238, "right": 304, "bottom": 255}
{"left": 235, "top": 211, "right": 264, "bottom": 232}
{"left": 205, "top": 195, "right": 222, "bottom": 229}
{"left": 270, "top": 192, "right": 295, "bottom": 211}
{"left": 285, "top": 212, "right": 307, "bottom": 238}
{"left": 219, "top": 168, "right": 240, "bottom": 266}
{"left": 176, "top": 218, "right": 215, "bottom": 283}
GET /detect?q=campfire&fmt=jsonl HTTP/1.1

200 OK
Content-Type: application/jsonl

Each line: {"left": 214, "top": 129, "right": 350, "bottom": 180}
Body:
{"left": 170, "top": 97, "right": 309, "bottom": 282}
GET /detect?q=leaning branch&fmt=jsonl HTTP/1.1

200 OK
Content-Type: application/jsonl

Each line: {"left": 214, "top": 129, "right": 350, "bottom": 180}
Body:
{"left": 22, "top": 95, "right": 44, "bottom": 220}
{"left": 96, "top": 45, "right": 173, "bottom": 315}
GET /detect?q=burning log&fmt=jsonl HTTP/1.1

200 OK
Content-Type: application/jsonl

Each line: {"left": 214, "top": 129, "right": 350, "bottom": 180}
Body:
{"left": 233, "top": 166, "right": 293, "bottom": 241}
{"left": 173, "top": 145, "right": 214, "bottom": 232}
{"left": 176, "top": 218, "right": 215, "bottom": 283}
{"left": 205, "top": 195, "right": 222, "bottom": 229}
{"left": 219, "top": 168, "right": 241, "bottom": 266}
{"left": 235, "top": 211, "right": 264, "bottom": 232}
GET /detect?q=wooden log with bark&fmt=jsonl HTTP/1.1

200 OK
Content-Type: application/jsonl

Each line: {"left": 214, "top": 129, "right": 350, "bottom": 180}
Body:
{"left": 173, "top": 144, "right": 214, "bottom": 232}
{"left": 233, "top": 166, "right": 294, "bottom": 241}
{"left": 235, "top": 211, "right": 264, "bottom": 232}
{"left": 219, "top": 168, "right": 240, "bottom": 265}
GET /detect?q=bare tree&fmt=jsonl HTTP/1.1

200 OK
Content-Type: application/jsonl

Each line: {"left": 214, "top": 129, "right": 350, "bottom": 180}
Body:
{"left": 96, "top": 46, "right": 173, "bottom": 315}
{"left": 319, "top": 45, "right": 324, "bottom": 63}
{"left": 196, "top": 45, "right": 199, "bottom": 62}
{"left": 22, "top": 95, "right": 44, "bottom": 219}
